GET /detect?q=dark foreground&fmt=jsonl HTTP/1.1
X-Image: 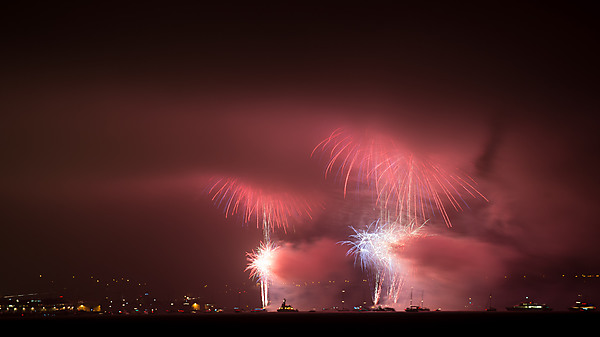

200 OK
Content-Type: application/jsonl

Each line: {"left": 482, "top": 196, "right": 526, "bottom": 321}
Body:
{"left": 2, "top": 311, "right": 597, "bottom": 332}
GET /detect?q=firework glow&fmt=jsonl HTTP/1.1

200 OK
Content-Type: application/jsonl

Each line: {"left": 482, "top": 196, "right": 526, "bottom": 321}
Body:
{"left": 4, "top": 2, "right": 598, "bottom": 318}
{"left": 245, "top": 241, "right": 279, "bottom": 308}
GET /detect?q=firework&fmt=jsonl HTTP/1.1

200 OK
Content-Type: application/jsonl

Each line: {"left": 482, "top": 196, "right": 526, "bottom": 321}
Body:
{"left": 207, "top": 177, "right": 314, "bottom": 241}
{"left": 341, "top": 218, "right": 426, "bottom": 305}
{"left": 313, "top": 128, "right": 487, "bottom": 227}
{"left": 245, "top": 241, "right": 279, "bottom": 308}
{"left": 207, "top": 177, "right": 315, "bottom": 307}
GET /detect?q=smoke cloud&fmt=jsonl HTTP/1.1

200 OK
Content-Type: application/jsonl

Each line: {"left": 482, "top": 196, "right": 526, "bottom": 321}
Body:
{"left": 265, "top": 238, "right": 358, "bottom": 310}
{"left": 402, "top": 235, "right": 516, "bottom": 310}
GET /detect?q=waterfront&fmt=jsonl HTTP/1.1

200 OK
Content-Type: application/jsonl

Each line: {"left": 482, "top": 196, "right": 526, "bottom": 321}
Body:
{"left": 2, "top": 311, "right": 598, "bottom": 332}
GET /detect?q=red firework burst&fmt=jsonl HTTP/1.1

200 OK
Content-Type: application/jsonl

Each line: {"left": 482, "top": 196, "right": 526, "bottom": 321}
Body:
{"left": 312, "top": 128, "right": 487, "bottom": 227}
{"left": 207, "top": 177, "right": 314, "bottom": 236}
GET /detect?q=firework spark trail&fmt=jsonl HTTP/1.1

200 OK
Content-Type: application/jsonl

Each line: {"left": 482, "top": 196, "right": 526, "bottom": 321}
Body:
{"left": 341, "top": 219, "right": 427, "bottom": 305}
{"left": 207, "top": 177, "right": 314, "bottom": 240}
{"left": 245, "top": 241, "right": 279, "bottom": 308}
{"left": 207, "top": 177, "right": 316, "bottom": 307}
{"left": 312, "top": 128, "right": 487, "bottom": 227}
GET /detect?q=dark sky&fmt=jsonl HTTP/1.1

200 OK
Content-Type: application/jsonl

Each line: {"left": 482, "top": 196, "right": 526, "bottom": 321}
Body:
{"left": 1, "top": 3, "right": 599, "bottom": 309}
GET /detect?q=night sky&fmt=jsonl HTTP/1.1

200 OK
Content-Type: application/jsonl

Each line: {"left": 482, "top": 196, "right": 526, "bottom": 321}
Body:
{"left": 1, "top": 3, "right": 599, "bottom": 310}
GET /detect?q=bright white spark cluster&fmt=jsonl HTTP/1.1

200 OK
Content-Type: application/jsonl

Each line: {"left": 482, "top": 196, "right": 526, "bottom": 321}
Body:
{"left": 245, "top": 241, "right": 279, "bottom": 308}
{"left": 341, "top": 218, "right": 427, "bottom": 305}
